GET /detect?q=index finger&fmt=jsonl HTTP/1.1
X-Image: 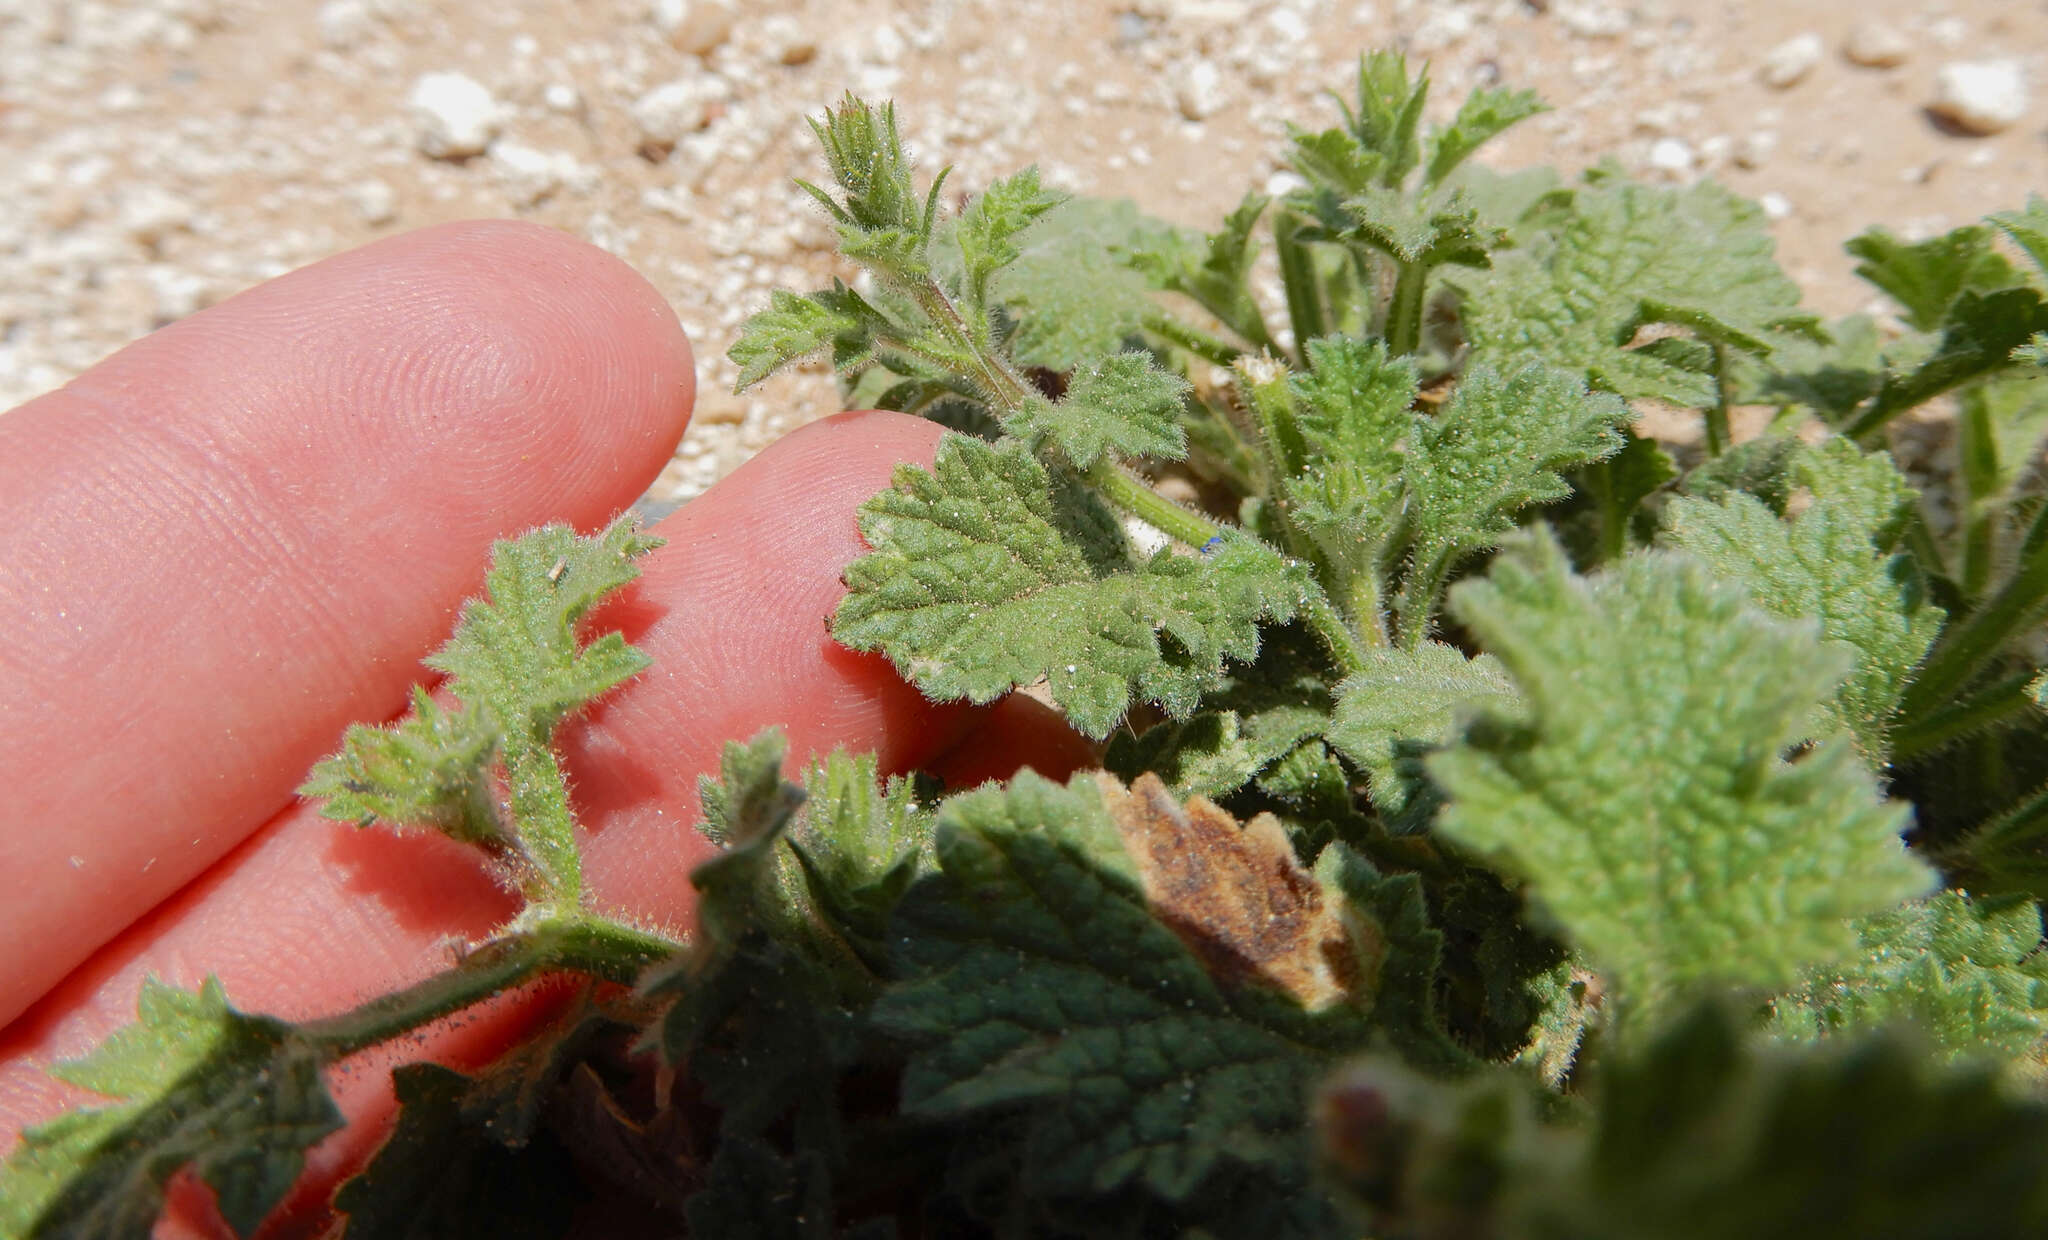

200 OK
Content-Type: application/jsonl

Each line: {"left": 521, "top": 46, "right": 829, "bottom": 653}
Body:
{"left": 0, "top": 221, "right": 696, "bottom": 1027}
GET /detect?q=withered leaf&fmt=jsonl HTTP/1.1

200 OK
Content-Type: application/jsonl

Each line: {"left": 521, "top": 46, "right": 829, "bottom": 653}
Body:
{"left": 1098, "top": 771, "right": 1371, "bottom": 1009}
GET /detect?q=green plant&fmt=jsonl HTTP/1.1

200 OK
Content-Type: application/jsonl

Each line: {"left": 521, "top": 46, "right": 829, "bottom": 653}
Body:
{"left": 10, "top": 53, "right": 2048, "bottom": 1238}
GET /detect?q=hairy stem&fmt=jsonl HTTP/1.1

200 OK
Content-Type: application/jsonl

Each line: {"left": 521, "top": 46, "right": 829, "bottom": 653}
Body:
{"left": 1890, "top": 668, "right": 2041, "bottom": 763}
{"left": 1087, "top": 460, "right": 1224, "bottom": 549}
{"left": 297, "top": 915, "right": 681, "bottom": 1060}
{"left": 1383, "top": 259, "right": 1430, "bottom": 359}
{"left": 1144, "top": 312, "right": 1243, "bottom": 368}
{"left": 1703, "top": 341, "right": 1732, "bottom": 457}
{"left": 1901, "top": 506, "right": 2048, "bottom": 722}
{"left": 1273, "top": 211, "right": 1326, "bottom": 366}
{"left": 911, "top": 279, "right": 1035, "bottom": 414}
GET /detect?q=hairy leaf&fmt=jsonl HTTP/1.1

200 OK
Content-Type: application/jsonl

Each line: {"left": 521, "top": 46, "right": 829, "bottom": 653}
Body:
{"left": 1772, "top": 891, "right": 2048, "bottom": 1067}
{"left": 835, "top": 433, "right": 1306, "bottom": 737}
{"left": 1429, "top": 532, "right": 1934, "bottom": 1014}
{"left": 1283, "top": 335, "right": 1417, "bottom": 566}
{"left": 1342, "top": 186, "right": 1495, "bottom": 268}
{"left": 1846, "top": 223, "right": 2017, "bottom": 332}
{"left": 0, "top": 977, "right": 342, "bottom": 1239}
{"left": 1458, "top": 178, "right": 1817, "bottom": 405}
{"left": 1990, "top": 195, "right": 2048, "bottom": 278}
{"left": 1126, "top": 191, "right": 1275, "bottom": 349}
{"left": 954, "top": 165, "right": 1066, "bottom": 318}
{"left": 1403, "top": 361, "right": 1630, "bottom": 595}
{"left": 994, "top": 195, "right": 1177, "bottom": 370}
{"left": 1665, "top": 444, "right": 1943, "bottom": 761}
{"left": 1424, "top": 87, "right": 1546, "bottom": 187}
{"left": 730, "top": 286, "right": 868, "bottom": 390}
{"left": 1341, "top": 50, "right": 1429, "bottom": 186}
{"left": 1009, "top": 350, "right": 1188, "bottom": 469}
{"left": 872, "top": 771, "right": 1432, "bottom": 1223}
{"left": 1329, "top": 642, "right": 1517, "bottom": 819}
{"left": 298, "top": 685, "right": 501, "bottom": 844}
{"left": 1330, "top": 1003, "right": 2048, "bottom": 1239}
{"left": 332, "top": 1061, "right": 581, "bottom": 1240}
{"left": 423, "top": 517, "right": 661, "bottom": 749}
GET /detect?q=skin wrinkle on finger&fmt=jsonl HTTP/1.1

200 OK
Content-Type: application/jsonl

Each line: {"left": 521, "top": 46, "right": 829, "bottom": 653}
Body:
{"left": 0, "top": 220, "right": 694, "bottom": 1030}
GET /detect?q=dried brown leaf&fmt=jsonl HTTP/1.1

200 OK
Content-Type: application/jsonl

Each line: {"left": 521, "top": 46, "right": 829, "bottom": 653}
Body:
{"left": 1098, "top": 771, "right": 1366, "bottom": 1009}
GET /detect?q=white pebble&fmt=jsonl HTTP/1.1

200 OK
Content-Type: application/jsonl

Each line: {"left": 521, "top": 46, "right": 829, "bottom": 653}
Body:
{"left": 1843, "top": 21, "right": 1910, "bottom": 69}
{"left": 1647, "top": 136, "right": 1694, "bottom": 175}
{"left": 761, "top": 15, "right": 819, "bottom": 66}
{"left": 344, "top": 178, "right": 397, "bottom": 226}
{"left": 542, "top": 82, "right": 581, "bottom": 114}
{"left": 1758, "top": 33, "right": 1823, "bottom": 89}
{"left": 1736, "top": 129, "right": 1779, "bottom": 169}
{"left": 1759, "top": 192, "right": 1793, "bottom": 221}
{"left": 1554, "top": 2, "right": 1631, "bottom": 39}
{"left": 314, "top": 0, "right": 373, "bottom": 50}
{"left": 118, "top": 185, "right": 195, "bottom": 249}
{"left": 408, "top": 71, "right": 503, "bottom": 159}
{"left": 631, "top": 77, "right": 728, "bottom": 154}
{"left": 650, "top": 0, "right": 735, "bottom": 56}
{"left": 1176, "top": 60, "right": 1228, "bottom": 120}
{"left": 489, "top": 143, "right": 596, "bottom": 207}
{"left": 1930, "top": 60, "right": 2029, "bottom": 135}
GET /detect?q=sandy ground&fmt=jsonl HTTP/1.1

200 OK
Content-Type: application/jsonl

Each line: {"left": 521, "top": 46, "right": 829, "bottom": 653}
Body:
{"left": 3, "top": 0, "right": 2042, "bottom": 505}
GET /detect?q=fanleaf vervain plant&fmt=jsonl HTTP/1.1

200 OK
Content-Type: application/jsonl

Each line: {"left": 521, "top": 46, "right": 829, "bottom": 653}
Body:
{"left": 9, "top": 52, "right": 2048, "bottom": 1238}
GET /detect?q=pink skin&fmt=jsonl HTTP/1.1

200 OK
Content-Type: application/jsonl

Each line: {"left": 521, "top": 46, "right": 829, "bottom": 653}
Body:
{"left": 0, "top": 221, "right": 1095, "bottom": 1234}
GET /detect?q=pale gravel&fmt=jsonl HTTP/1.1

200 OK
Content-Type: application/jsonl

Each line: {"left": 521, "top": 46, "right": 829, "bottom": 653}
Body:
{"left": 1, "top": 0, "right": 2042, "bottom": 505}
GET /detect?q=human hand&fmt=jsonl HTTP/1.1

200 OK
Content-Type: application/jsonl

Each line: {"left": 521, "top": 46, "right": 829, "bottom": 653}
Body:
{"left": 0, "top": 221, "right": 1093, "bottom": 1233}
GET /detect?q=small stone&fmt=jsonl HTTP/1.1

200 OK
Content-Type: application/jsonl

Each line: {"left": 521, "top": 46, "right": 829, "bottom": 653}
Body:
{"left": 1735, "top": 128, "right": 1778, "bottom": 169}
{"left": 344, "top": 178, "right": 397, "bottom": 226}
{"left": 761, "top": 15, "right": 819, "bottom": 66}
{"left": 1843, "top": 20, "right": 1910, "bottom": 69}
{"left": 1930, "top": 60, "right": 2028, "bottom": 135}
{"left": 1759, "top": 192, "right": 1793, "bottom": 221}
{"left": 314, "top": 0, "right": 373, "bottom": 50}
{"left": 1758, "top": 33, "right": 1823, "bottom": 89}
{"left": 1176, "top": 60, "right": 1228, "bottom": 120}
{"left": 1646, "top": 136, "right": 1694, "bottom": 176}
{"left": 408, "top": 71, "right": 502, "bottom": 159}
{"left": 542, "top": 82, "right": 581, "bottom": 114}
{"left": 650, "top": 0, "right": 734, "bottom": 56}
{"left": 1554, "top": 2, "right": 1630, "bottom": 39}
{"left": 630, "top": 77, "right": 727, "bottom": 155}
{"left": 490, "top": 143, "right": 596, "bottom": 207}
{"left": 118, "top": 185, "right": 195, "bottom": 250}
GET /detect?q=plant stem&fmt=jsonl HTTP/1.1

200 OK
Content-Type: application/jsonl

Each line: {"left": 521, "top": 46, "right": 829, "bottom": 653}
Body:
{"left": 297, "top": 914, "right": 682, "bottom": 1060}
{"left": 911, "top": 279, "right": 1035, "bottom": 414}
{"left": 1084, "top": 460, "right": 1366, "bottom": 676}
{"left": 1393, "top": 553, "right": 1451, "bottom": 650}
{"left": 1088, "top": 460, "right": 1224, "bottom": 549}
{"left": 1144, "top": 312, "right": 1243, "bottom": 368}
{"left": 1301, "top": 586, "right": 1369, "bottom": 676}
{"left": 1703, "top": 341, "right": 1731, "bottom": 457}
{"left": 1383, "top": 260, "right": 1429, "bottom": 359}
{"left": 1273, "top": 211, "right": 1326, "bottom": 366}
{"left": 1955, "top": 387, "right": 2001, "bottom": 598}
{"left": 1890, "top": 668, "right": 2040, "bottom": 763}
{"left": 1900, "top": 506, "right": 2048, "bottom": 723}
{"left": 1346, "top": 567, "right": 1390, "bottom": 649}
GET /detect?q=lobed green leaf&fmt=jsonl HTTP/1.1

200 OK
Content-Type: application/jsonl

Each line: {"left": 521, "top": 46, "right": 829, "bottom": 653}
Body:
{"left": 0, "top": 978, "right": 342, "bottom": 1239}
{"left": 834, "top": 433, "right": 1307, "bottom": 737}
{"left": 1429, "top": 531, "right": 1934, "bottom": 1016}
